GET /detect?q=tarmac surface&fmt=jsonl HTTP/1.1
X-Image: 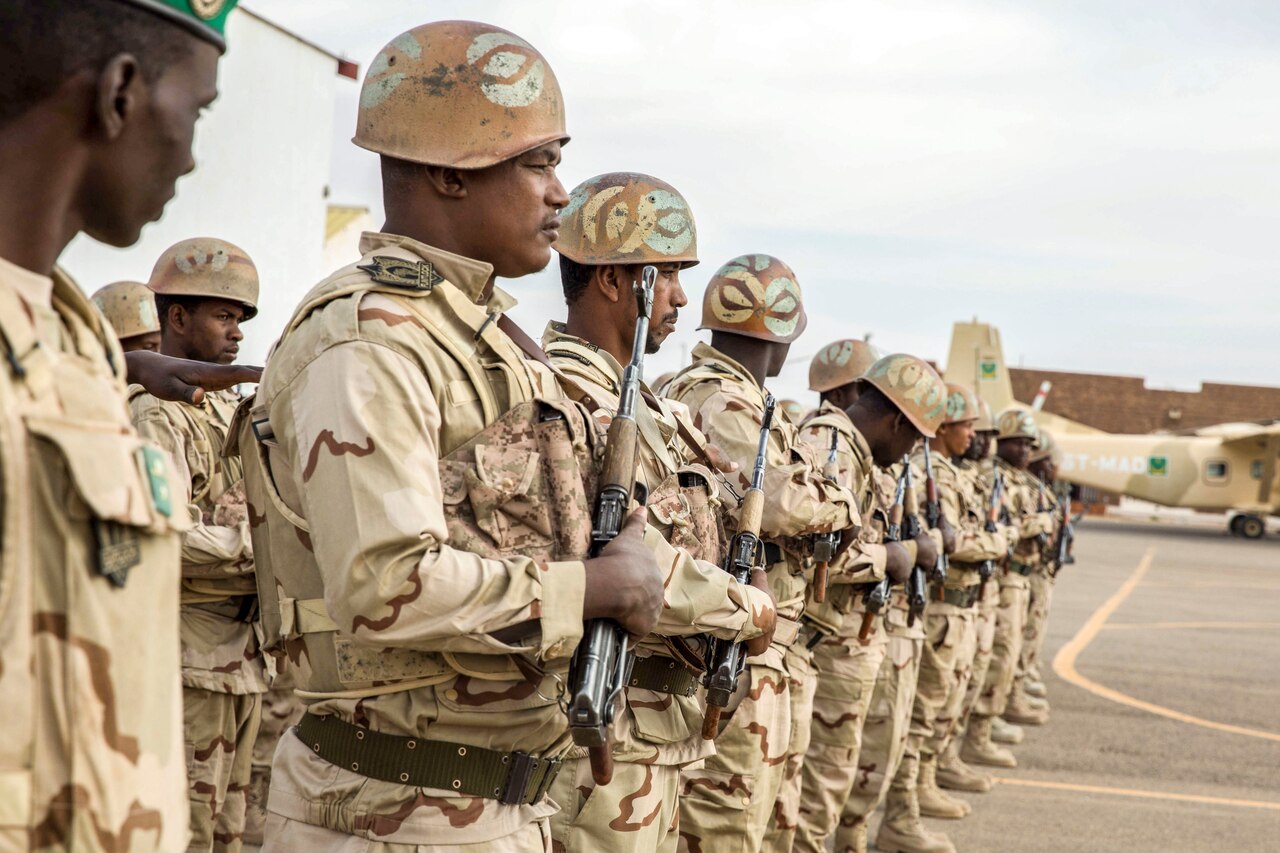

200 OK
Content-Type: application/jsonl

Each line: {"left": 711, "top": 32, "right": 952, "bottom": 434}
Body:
{"left": 878, "top": 519, "right": 1280, "bottom": 853}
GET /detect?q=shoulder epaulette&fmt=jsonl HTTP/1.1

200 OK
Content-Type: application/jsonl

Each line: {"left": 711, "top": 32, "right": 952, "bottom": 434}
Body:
{"left": 356, "top": 256, "right": 444, "bottom": 291}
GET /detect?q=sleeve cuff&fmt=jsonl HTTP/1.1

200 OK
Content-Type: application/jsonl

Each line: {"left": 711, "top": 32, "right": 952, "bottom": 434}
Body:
{"left": 532, "top": 559, "right": 586, "bottom": 660}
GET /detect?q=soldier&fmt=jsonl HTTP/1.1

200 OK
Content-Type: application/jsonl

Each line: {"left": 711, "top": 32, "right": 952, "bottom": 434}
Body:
{"left": 891, "top": 385, "right": 1010, "bottom": 849}
{"left": 794, "top": 345, "right": 945, "bottom": 853}
{"left": 664, "top": 260, "right": 861, "bottom": 851}
{"left": 92, "top": 280, "right": 162, "bottom": 352}
{"left": 1018, "top": 429, "right": 1062, "bottom": 713}
{"left": 962, "top": 409, "right": 1054, "bottom": 768}
{"left": 542, "top": 171, "right": 777, "bottom": 852}
{"left": 130, "top": 237, "right": 266, "bottom": 852}
{"left": 0, "top": 1, "right": 253, "bottom": 849}
{"left": 236, "top": 22, "right": 665, "bottom": 850}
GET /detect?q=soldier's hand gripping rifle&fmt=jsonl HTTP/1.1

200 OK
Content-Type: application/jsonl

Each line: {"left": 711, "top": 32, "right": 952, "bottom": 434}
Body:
{"left": 922, "top": 443, "right": 949, "bottom": 598}
{"left": 978, "top": 470, "right": 1004, "bottom": 587}
{"left": 811, "top": 430, "right": 841, "bottom": 604}
{"left": 701, "top": 395, "right": 776, "bottom": 740}
{"left": 902, "top": 458, "right": 928, "bottom": 627}
{"left": 858, "top": 462, "right": 907, "bottom": 642}
{"left": 568, "top": 266, "right": 657, "bottom": 785}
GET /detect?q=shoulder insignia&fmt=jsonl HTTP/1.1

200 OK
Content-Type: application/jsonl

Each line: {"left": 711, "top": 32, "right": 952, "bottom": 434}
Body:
{"left": 357, "top": 256, "right": 445, "bottom": 291}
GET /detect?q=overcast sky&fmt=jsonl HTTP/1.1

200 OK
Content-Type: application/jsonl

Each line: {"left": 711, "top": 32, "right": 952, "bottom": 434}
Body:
{"left": 247, "top": 0, "right": 1280, "bottom": 403}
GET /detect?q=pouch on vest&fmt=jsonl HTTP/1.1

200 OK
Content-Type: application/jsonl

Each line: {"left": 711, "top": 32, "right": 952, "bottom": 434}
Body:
{"left": 646, "top": 463, "right": 727, "bottom": 566}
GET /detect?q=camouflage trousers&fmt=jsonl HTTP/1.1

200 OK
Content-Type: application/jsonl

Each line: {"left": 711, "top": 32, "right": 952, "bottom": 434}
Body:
{"left": 762, "top": 643, "right": 816, "bottom": 850}
{"left": 974, "top": 574, "right": 1030, "bottom": 718}
{"left": 263, "top": 814, "right": 552, "bottom": 851}
{"left": 1018, "top": 567, "right": 1056, "bottom": 684}
{"left": 794, "top": 617, "right": 889, "bottom": 853}
{"left": 838, "top": 609, "right": 923, "bottom": 848}
{"left": 547, "top": 755, "right": 679, "bottom": 852}
{"left": 677, "top": 658, "right": 790, "bottom": 853}
{"left": 184, "top": 686, "right": 262, "bottom": 852}
{"left": 959, "top": 581, "right": 998, "bottom": 727}
{"left": 245, "top": 674, "right": 305, "bottom": 845}
{"left": 913, "top": 603, "right": 979, "bottom": 760}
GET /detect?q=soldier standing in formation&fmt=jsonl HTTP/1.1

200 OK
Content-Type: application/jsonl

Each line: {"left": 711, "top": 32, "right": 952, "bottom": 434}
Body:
{"left": 91, "top": 280, "right": 162, "bottom": 352}
{"left": 543, "top": 171, "right": 776, "bottom": 851}
{"left": 4, "top": 5, "right": 1083, "bottom": 850}
{"left": 1020, "top": 430, "right": 1063, "bottom": 713}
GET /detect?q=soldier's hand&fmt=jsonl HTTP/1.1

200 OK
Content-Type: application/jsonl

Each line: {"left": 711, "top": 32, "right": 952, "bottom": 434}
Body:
{"left": 583, "top": 509, "right": 664, "bottom": 638}
{"left": 702, "top": 442, "right": 739, "bottom": 475}
{"left": 126, "top": 350, "right": 262, "bottom": 405}
{"left": 914, "top": 531, "right": 939, "bottom": 569}
{"left": 885, "top": 541, "right": 913, "bottom": 584}
{"left": 744, "top": 568, "right": 777, "bottom": 656}
{"left": 939, "top": 517, "right": 957, "bottom": 554}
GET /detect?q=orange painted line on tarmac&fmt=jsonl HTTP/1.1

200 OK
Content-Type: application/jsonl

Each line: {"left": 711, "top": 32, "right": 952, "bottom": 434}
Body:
{"left": 1101, "top": 621, "right": 1280, "bottom": 632}
{"left": 993, "top": 777, "right": 1280, "bottom": 811}
{"left": 1052, "top": 546, "right": 1280, "bottom": 743}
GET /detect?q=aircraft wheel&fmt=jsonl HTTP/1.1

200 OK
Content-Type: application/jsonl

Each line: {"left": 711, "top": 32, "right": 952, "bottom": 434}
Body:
{"left": 1229, "top": 515, "right": 1244, "bottom": 535}
{"left": 1238, "top": 515, "right": 1266, "bottom": 540}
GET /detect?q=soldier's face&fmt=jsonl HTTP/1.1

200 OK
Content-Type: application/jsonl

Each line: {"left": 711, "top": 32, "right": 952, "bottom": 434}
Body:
{"left": 941, "top": 420, "right": 975, "bottom": 457}
{"left": 119, "top": 331, "right": 161, "bottom": 353}
{"left": 645, "top": 264, "right": 686, "bottom": 354}
{"left": 463, "top": 142, "right": 569, "bottom": 278}
{"left": 81, "top": 40, "right": 221, "bottom": 247}
{"left": 167, "top": 298, "right": 246, "bottom": 365}
{"left": 966, "top": 431, "right": 992, "bottom": 460}
{"left": 998, "top": 436, "right": 1033, "bottom": 468}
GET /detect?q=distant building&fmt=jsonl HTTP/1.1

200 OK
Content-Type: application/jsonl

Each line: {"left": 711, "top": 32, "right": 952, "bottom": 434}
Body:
{"left": 324, "top": 205, "right": 374, "bottom": 269}
{"left": 61, "top": 6, "right": 356, "bottom": 367}
{"left": 1010, "top": 368, "right": 1280, "bottom": 433}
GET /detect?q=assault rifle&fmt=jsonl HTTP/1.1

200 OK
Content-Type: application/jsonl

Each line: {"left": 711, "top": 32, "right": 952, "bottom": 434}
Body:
{"left": 1035, "top": 475, "right": 1051, "bottom": 548}
{"left": 858, "top": 460, "right": 907, "bottom": 642}
{"left": 568, "top": 265, "right": 656, "bottom": 785}
{"left": 978, "top": 470, "right": 1005, "bottom": 587}
{"left": 902, "top": 458, "right": 928, "bottom": 627}
{"left": 922, "top": 443, "right": 949, "bottom": 598}
{"left": 702, "top": 394, "right": 776, "bottom": 739}
{"left": 1052, "top": 494, "right": 1077, "bottom": 576}
{"left": 810, "top": 429, "right": 841, "bottom": 604}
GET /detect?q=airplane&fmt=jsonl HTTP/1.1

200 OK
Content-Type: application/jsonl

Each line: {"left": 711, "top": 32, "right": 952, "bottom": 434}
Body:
{"left": 943, "top": 320, "right": 1279, "bottom": 539}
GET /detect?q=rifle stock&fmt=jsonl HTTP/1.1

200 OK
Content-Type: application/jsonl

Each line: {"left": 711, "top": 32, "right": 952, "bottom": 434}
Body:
{"left": 701, "top": 395, "right": 776, "bottom": 738}
{"left": 902, "top": 458, "right": 927, "bottom": 627}
{"left": 811, "top": 429, "right": 841, "bottom": 603}
{"left": 567, "top": 266, "right": 657, "bottom": 784}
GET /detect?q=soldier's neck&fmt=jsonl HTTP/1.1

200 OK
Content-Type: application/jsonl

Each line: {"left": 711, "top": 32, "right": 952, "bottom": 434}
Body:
{"left": 564, "top": 307, "right": 629, "bottom": 369}
{"left": 0, "top": 119, "right": 88, "bottom": 276}
{"left": 709, "top": 333, "right": 769, "bottom": 386}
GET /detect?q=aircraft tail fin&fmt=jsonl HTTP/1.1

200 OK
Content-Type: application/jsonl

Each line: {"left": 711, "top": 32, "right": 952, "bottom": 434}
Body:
{"left": 943, "top": 320, "right": 1016, "bottom": 414}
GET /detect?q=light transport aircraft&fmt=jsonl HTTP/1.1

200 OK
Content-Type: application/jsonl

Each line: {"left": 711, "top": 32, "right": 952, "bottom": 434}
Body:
{"left": 943, "top": 321, "right": 1280, "bottom": 539}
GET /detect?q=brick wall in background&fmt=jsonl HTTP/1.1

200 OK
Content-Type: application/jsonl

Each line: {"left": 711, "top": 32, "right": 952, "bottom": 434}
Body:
{"left": 1010, "top": 368, "right": 1280, "bottom": 433}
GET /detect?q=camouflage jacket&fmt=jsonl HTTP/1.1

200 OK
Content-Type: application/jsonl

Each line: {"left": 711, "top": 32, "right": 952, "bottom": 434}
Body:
{"left": 909, "top": 447, "right": 1006, "bottom": 588}
{"left": 130, "top": 388, "right": 267, "bottom": 695}
{"left": 542, "top": 324, "right": 772, "bottom": 766}
{"left": 665, "top": 344, "right": 857, "bottom": 660}
{"left": 0, "top": 258, "right": 188, "bottom": 851}
{"left": 996, "top": 458, "right": 1053, "bottom": 565}
{"left": 248, "top": 232, "right": 600, "bottom": 843}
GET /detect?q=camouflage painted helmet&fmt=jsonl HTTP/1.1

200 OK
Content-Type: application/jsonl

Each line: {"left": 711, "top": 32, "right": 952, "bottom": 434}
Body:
{"left": 973, "top": 397, "right": 996, "bottom": 432}
{"left": 91, "top": 281, "right": 159, "bottom": 340}
{"left": 779, "top": 399, "right": 807, "bottom": 421}
{"left": 809, "top": 338, "right": 879, "bottom": 392}
{"left": 996, "top": 408, "right": 1039, "bottom": 441}
{"left": 943, "top": 383, "right": 980, "bottom": 425}
{"left": 698, "top": 254, "right": 806, "bottom": 343}
{"left": 1030, "top": 428, "right": 1057, "bottom": 462}
{"left": 355, "top": 21, "right": 569, "bottom": 169}
{"left": 148, "top": 237, "right": 259, "bottom": 319}
{"left": 557, "top": 172, "right": 698, "bottom": 268}
{"left": 859, "top": 353, "right": 948, "bottom": 438}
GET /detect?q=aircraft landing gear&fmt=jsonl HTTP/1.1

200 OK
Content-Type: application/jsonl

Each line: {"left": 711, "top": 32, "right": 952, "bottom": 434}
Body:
{"left": 1231, "top": 514, "right": 1266, "bottom": 539}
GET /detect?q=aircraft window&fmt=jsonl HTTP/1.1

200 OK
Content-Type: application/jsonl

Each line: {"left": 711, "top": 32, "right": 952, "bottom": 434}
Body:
{"left": 1251, "top": 461, "right": 1264, "bottom": 480}
{"left": 1204, "top": 460, "right": 1229, "bottom": 484}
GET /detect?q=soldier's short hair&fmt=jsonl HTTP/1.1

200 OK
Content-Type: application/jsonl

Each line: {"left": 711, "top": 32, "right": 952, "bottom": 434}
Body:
{"left": 0, "top": 0, "right": 191, "bottom": 130}
{"left": 558, "top": 254, "right": 596, "bottom": 306}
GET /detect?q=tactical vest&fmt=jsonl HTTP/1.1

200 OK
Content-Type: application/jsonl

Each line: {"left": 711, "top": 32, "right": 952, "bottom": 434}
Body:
{"left": 233, "top": 277, "right": 605, "bottom": 696}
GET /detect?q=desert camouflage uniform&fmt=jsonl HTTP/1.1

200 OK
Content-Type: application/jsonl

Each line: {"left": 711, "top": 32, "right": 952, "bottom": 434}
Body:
{"left": 541, "top": 324, "right": 772, "bottom": 853}
{"left": 245, "top": 667, "right": 305, "bottom": 845}
{"left": 1018, "top": 482, "right": 1060, "bottom": 695}
{"left": 835, "top": 462, "right": 929, "bottom": 850}
{"left": 666, "top": 345, "right": 857, "bottom": 853}
{"left": 954, "top": 459, "right": 999, "bottom": 729}
{"left": 975, "top": 460, "right": 1051, "bottom": 720}
{"left": 792, "top": 403, "right": 892, "bottom": 853}
{"left": 0, "top": 258, "right": 189, "bottom": 851}
{"left": 131, "top": 387, "right": 268, "bottom": 851}
{"left": 245, "top": 233, "right": 609, "bottom": 850}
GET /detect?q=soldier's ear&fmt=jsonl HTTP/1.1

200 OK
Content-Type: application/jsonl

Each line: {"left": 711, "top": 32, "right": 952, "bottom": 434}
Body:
{"left": 422, "top": 164, "right": 467, "bottom": 199}
{"left": 95, "top": 53, "right": 144, "bottom": 141}
{"left": 595, "top": 265, "right": 624, "bottom": 304}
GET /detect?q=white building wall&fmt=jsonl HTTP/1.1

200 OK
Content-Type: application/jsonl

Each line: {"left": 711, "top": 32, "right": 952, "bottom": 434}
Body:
{"left": 62, "top": 9, "right": 343, "bottom": 367}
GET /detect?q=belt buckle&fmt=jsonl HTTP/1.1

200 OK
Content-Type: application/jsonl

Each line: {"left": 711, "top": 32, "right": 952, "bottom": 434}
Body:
{"left": 499, "top": 751, "right": 539, "bottom": 806}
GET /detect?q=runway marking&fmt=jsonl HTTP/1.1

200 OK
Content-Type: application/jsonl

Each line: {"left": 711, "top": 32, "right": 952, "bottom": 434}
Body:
{"left": 1140, "top": 580, "right": 1280, "bottom": 589}
{"left": 993, "top": 777, "right": 1280, "bottom": 811}
{"left": 1101, "top": 621, "right": 1280, "bottom": 632}
{"left": 1052, "top": 546, "right": 1280, "bottom": 743}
